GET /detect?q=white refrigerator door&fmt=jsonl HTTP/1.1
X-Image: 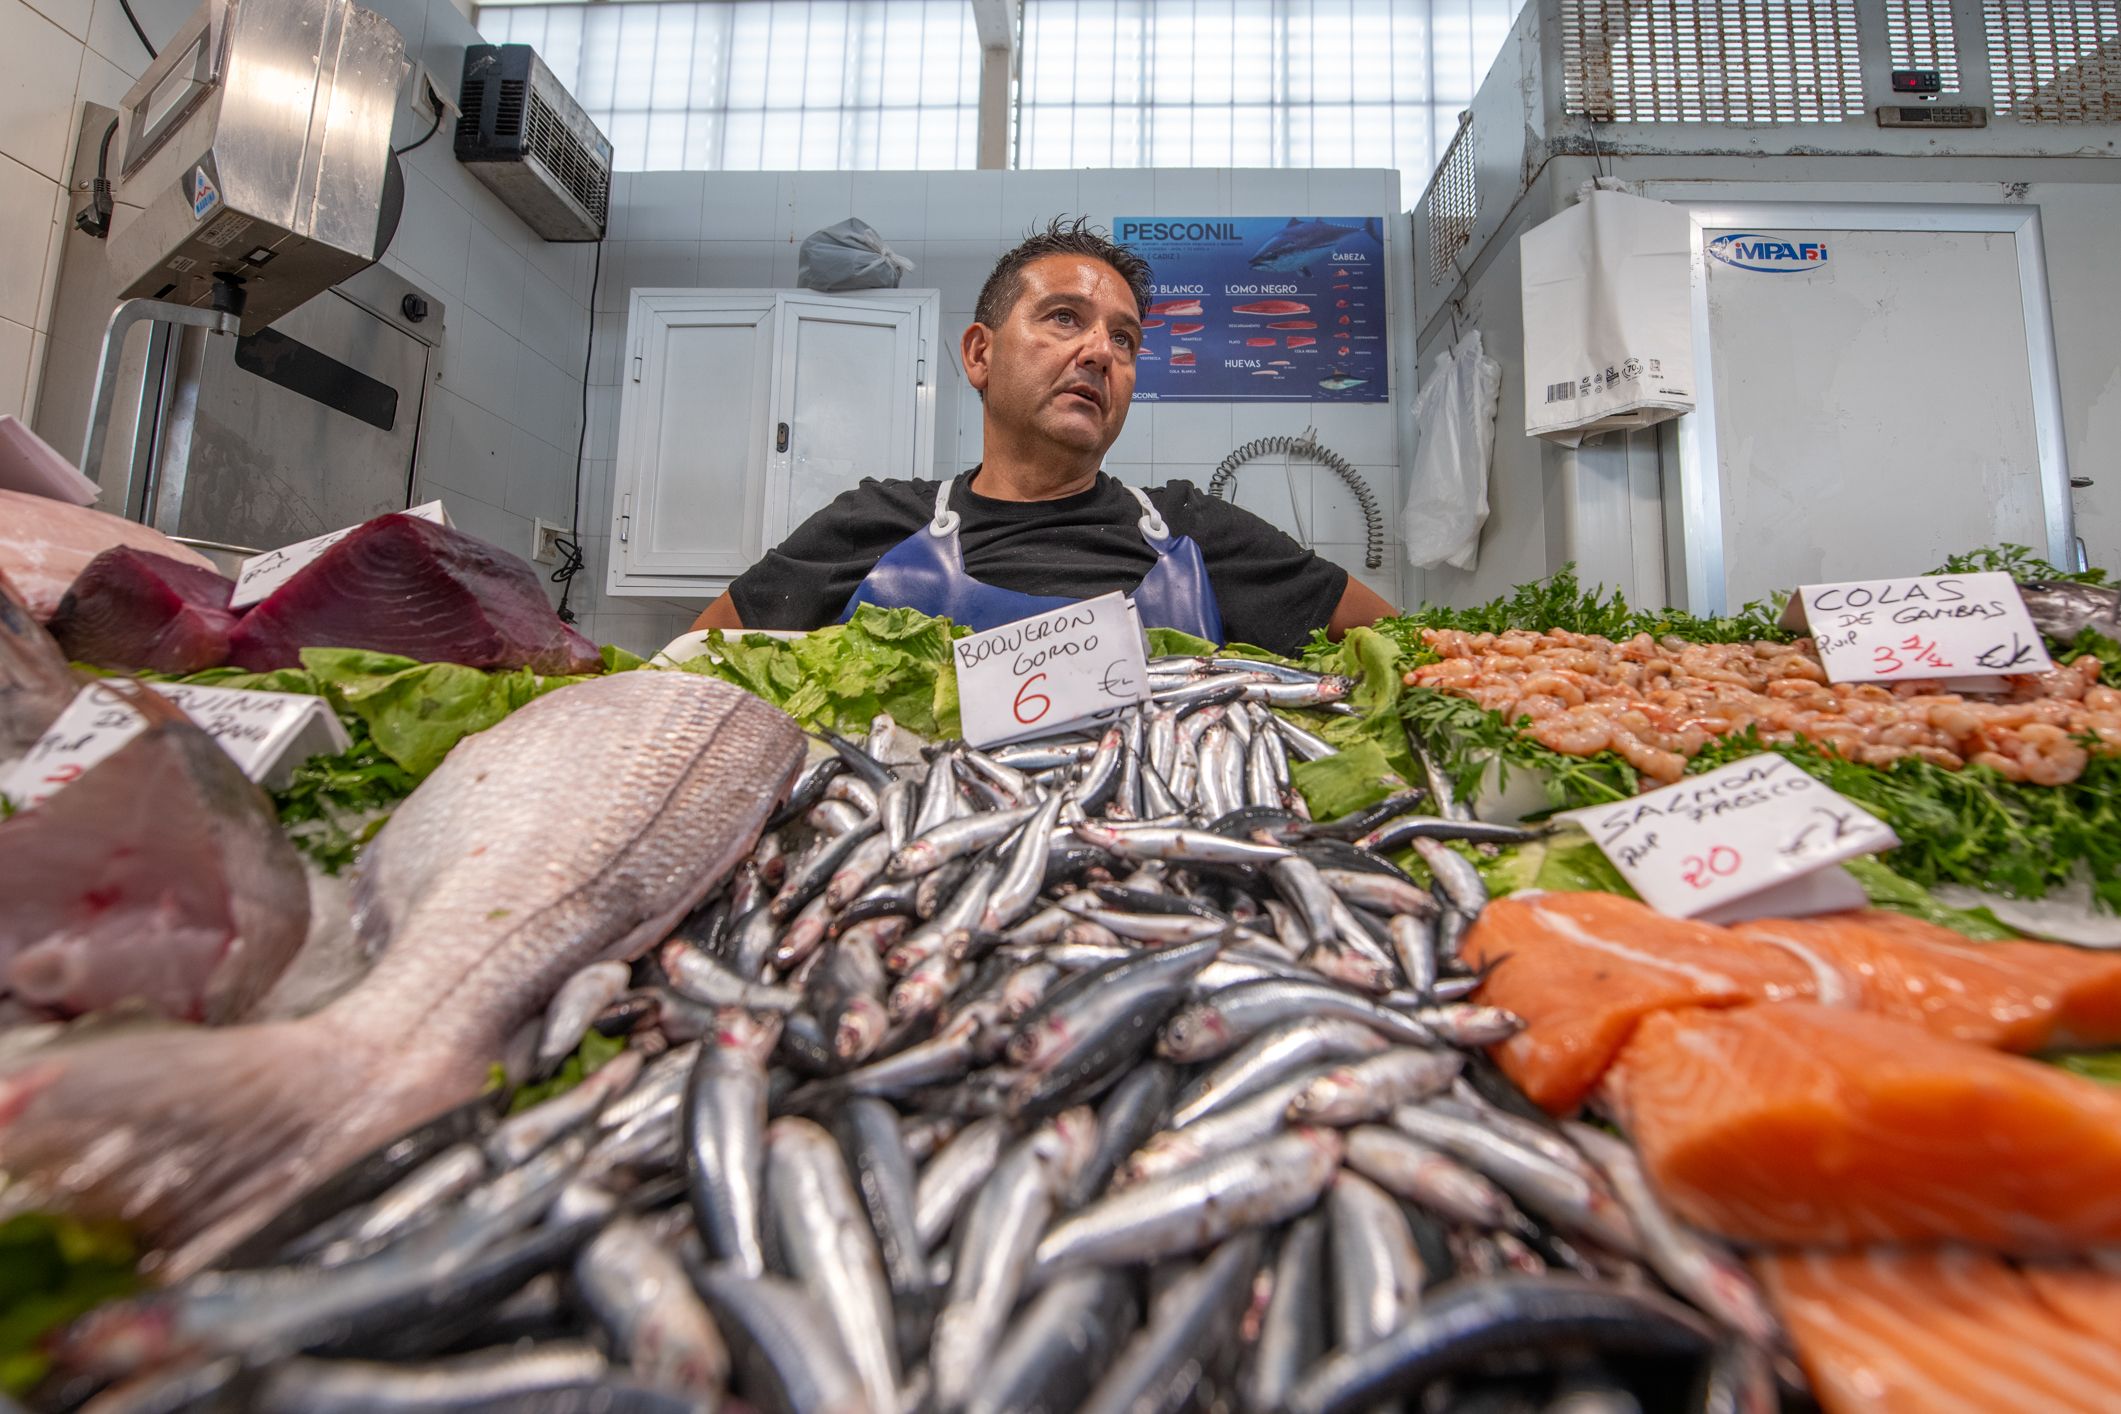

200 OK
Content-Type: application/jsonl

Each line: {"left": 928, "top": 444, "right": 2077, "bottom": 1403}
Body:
{"left": 1673, "top": 203, "right": 2074, "bottom": 613}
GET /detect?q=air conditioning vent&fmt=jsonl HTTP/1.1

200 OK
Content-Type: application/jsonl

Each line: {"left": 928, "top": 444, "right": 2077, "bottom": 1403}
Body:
{"left": 1984, "top": 0, "right": 2121, "bottom": 123}
{"left": 1887, "top": 0, "right": 1961, "bottom": 92}
{"left": 495, "top": 78, "right": 527, "bottom": 138}
{"left": 454, "top": 44, "right": 612, "bottom": 242}
{"left": 1561, "top": 0, "right": 1866, "bottom": 124}
{"left": 1427, "top": 120, "right": 1477, "bottom": 288}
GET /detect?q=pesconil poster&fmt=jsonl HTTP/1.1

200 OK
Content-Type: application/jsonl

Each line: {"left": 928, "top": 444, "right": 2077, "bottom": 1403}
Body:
{"left": 1112, "top": 216, "right": 1389, "bottom": 403}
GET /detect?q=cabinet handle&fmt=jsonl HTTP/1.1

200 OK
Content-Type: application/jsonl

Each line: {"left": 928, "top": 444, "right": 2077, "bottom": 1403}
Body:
{"left": 776, "top": 422, "right": 790, "bottom": 453}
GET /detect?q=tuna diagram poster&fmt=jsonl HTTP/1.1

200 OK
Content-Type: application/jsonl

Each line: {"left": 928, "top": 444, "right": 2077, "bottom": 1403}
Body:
{"left": 1113, "top": 216, "right": 1389, "bottom": 403}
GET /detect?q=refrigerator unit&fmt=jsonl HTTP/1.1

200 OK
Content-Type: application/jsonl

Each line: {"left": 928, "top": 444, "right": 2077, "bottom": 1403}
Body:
{"left": 1406, "top": 0, "right": 2120, "bottom": 614}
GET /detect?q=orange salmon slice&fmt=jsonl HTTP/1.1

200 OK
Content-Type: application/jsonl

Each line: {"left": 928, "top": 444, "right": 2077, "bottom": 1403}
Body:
{"left": 1757, "top": 1247, "right": 2121, "bottom": 1413}
{"left": 1608, "top": 1003, "right": 2121, "bottom": 1251}
{"left": 1463, "top": 892, "right": 1816, "bottom": 1114}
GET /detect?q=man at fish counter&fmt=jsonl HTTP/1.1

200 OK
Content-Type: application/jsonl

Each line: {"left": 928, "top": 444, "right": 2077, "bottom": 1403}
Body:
{"left": 690, "top": 217, "right": 1396, "bottom": 657}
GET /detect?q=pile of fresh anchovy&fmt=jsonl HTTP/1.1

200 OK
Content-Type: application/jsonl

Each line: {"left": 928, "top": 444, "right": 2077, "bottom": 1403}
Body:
{"left": 46, "top": 658, "right": 1788, "bottom": 1414}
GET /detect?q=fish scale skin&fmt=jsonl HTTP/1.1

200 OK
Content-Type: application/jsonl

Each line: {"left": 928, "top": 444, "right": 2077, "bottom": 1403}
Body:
{"left": 0, "top": 672, "right": 802, "bottom": 1277}
{"left": 343, "top": 672, "right": 802, "bottom": 1062}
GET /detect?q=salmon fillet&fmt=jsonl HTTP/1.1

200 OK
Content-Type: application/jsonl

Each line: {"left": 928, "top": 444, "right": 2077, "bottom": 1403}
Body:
{"left": 1758, "top": 1248, "right": 2121, "bottom": 1413}
{"left": 1463, "top": 892, "right": 1816, "bottom": 1113}
{"left": 1606, "top": 1004, "right": 2121, "bottom": 1250}
{"left": 1832, "top": 911, "right": 2121, "bottom": 1050}
{"left": 2021, "top": 1257, "right": 2121, "bottom": 1339}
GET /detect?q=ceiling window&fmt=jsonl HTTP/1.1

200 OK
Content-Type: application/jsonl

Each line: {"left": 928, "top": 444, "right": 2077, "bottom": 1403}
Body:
{"left": 475, "top": 0, "right": 983, "bottom": 171}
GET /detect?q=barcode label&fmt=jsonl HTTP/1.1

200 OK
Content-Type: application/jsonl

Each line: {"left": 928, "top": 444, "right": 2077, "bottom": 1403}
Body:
{"left": 1545, "top": 381, "right": 1576, "bottom": 403}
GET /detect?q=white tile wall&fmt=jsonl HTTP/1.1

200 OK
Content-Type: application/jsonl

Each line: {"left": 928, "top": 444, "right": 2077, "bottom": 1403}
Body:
{"left": 582, "top": 166, "right": 1411, "bottom": 644}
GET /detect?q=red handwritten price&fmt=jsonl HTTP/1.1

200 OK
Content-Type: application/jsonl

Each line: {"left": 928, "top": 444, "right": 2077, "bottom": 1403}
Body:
{"left": 1869, "top": 634, "right": 1953, "bottom": 676}
{"left": 1012, "top": 673, "right": 1051, "bottom": 726}
{"left": 1680, "top": 845, "right": 1742, "bottom": 889}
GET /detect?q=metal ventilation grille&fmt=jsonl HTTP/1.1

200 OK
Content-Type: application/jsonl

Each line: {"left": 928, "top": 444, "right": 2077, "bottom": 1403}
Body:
{"left": 456, "top": 75, "right": 485, "bottom": 146}
{"left": 526, "top": 87, "right": 610, "bottom": 226}
{"left": 1985, "top": 0, "right": 2121, "bottom": 122}
{"left": 1887, "top": 0, "right": 1961, "bottom": 90}
{"left": 495, "top": 77, "right": 527, "bottom": 138}
{"left": 1561, "top": 0, "right": 1865, "bottom": 123}
{"left": 1427, "top": 122, "right": 1477, "bottom": 287}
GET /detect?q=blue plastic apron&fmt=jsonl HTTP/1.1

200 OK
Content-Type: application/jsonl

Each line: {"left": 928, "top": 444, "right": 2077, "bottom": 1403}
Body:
{"left": 838, "top": 475, "right": 1225, "bottom": 642}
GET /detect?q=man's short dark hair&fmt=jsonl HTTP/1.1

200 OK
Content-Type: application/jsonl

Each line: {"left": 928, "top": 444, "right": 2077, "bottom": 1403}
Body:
{"left": 973, "top": 216, "right": 1154, "bottom": 332}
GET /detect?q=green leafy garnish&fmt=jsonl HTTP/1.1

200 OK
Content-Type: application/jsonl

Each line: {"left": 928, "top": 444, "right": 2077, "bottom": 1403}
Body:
{"left": 1288, "top": 738, "right": 1403, "bottom": 821}
{"left": 674, "top": 604, "right": 969, "bottom": 738}
{"left": 1838, "top": 856, "right": 2018, "bottom": 940}
{"left": 2051, "top": 1051, "right": 2121, "bottom": 1085}
{"left": 268, "top": 719, "right": 415, "bottom": 873}
{"left": 1930, "top": 543, "right": 2108, "bottom": 585}
{"left": 508, "top": 1029, "right": 627, "bottom": 1114}
{"left": 0, "top": 1214, "right": 140, "bottom": 1395}
{"left": 1309, "top": 564, "right": 1792, "bottom": 662}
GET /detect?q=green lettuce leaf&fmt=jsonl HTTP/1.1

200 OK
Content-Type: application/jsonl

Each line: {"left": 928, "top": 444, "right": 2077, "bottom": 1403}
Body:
{"left": 1840, "top": 856, "right": 2018, "bottom": 940}
{"left": 1145, "top": 628, "right": 1218, "bottom": 657}
{"left": 1288, "top": 738, "right": 1401, "bottom": 820}
{"left": 0, "top": 1214, "right": 140, "bottom": 1394}
{"left": 2052, "top": 1052, "right": 2121, "bottom": 1086}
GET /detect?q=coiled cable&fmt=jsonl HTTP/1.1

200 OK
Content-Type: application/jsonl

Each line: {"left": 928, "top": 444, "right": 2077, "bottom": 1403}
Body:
{"left": 1207, "top": 431, "right": 1383, "bottom": 570}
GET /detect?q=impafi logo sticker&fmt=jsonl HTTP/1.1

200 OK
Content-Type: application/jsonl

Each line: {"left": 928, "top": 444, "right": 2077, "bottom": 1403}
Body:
{"left": 1708, "top": 233, "right": 1830, "bottom": 272}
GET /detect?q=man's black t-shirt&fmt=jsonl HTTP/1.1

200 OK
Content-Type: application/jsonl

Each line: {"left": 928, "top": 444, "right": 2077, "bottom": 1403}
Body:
{"left": 727, "top": 472, "right": 1349, "bottom": 656}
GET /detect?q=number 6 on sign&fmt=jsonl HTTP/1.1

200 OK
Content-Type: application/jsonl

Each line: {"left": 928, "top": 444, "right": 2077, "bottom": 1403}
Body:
{"left": 1012, "top": 674, "right": 1051, "bottom": 726}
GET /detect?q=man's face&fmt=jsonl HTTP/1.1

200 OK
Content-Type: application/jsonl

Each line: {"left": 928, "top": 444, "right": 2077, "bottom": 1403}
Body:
{"left": 965, "top": 254, "right": 1142, "bottom": 459}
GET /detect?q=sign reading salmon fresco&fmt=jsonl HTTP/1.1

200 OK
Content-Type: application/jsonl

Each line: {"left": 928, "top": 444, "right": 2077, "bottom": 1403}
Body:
{"left": 1561, "top": 753, "right": 1899, "bottom": 923}
{"left": 1113, "top": 216, "right": 1389, "bottom": 402}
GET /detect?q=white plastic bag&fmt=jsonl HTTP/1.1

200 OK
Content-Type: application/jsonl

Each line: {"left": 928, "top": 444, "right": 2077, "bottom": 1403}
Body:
{"left": 1520, "top": 189, "right": 1694, "bottom": 446}
{"left": 1403, "top": 329, "right": 1502, "bottom": 572}
{"left": 797, "top": 218, "right": 917, "bottom": 292}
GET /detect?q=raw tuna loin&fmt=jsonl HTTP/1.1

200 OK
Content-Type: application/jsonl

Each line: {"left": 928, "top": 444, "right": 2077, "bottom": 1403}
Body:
{"left": 47, "top": 546, "right": 239, "bottom": 674}
{"left": 226, "top": 512, "right": 602, "bottom": 675}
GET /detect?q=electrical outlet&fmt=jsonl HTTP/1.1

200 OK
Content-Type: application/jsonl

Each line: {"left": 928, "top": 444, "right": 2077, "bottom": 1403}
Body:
{"left": 532, "top": 518, "right": 573, "bottom": 566}
{"left": 410, "top": 64, "right": 456, "bottom": 126}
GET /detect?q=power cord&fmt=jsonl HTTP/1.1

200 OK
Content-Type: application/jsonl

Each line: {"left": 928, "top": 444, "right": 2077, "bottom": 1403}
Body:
{"left": 73, "top": 117, "right": 119, "bottom": 239}
{"left": 553, "top": 239, "right": 604, "bottom": 624}
{"left": 393, "top": 108, "right": 443, "bottom": 157}
{"left": 118, "top": 0, "right": 155, "bottom": 57}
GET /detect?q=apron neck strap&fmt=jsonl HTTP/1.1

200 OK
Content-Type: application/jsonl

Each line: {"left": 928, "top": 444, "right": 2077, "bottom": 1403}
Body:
{"left": 1122, "top": 483, "right": 1171, "bottom": 541}
{"left": 928, "top": 478, "right": 961, "bottom": 536}
{"left": 932, "top": 472, "right": 1167, "bottom": 541}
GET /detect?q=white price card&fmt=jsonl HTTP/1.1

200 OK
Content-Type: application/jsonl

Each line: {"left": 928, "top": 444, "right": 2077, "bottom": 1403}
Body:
{"left": 0, "top": 682, "right": 148, "bottom": 810}
{"left": 148, "top": 681, "right": 350, "bottom": 787}
{"left": 954, "top": 592, "right": 1151, "bottom": 748}
{"left": 0, "top": 681, "right": 348, "bottom": 810}
{"left": 231, "top": 499, "right": 452, "bottom": 608}
{"left": 1780, "top": 571, "right": 2054, "bottom": 687}
{"left": 1560, "top": 753, "right": 1898, "bottom": 924}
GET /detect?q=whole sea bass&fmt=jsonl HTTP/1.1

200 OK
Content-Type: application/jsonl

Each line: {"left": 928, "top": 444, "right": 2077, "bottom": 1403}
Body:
{"left": 0, "top": 670, "right": 804, "bottom": 1276}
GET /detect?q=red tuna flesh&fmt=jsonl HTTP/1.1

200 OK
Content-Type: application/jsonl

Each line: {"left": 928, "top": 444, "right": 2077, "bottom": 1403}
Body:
{"left": 226, "top": 513, "right": 602, "bottom": 675}
{"left": 48, "top": 547, "right": 239, "bottom": 674}
{"left": 0, "top": 489, "right": 221, "bottom": 621}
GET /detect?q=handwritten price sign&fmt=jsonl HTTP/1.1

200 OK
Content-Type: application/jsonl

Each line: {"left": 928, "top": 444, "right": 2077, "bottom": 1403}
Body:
{"left": 0, "top": 681, "right": 349, "bottom": 811}
{"left": 1561, "top": 753, "right": 1898, "bottom": 922}
{"left": 1780, "top": 571, "right": 2054, "bottom": 687}
{"left": 954, "top": 592, "right": 1150, "bottom": 748}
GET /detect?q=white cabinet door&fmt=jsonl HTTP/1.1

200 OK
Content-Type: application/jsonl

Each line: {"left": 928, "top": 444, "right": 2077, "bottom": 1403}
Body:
{"left": 764, "top": 294, "right": 929, "bottom": 548}
{"left": 609, "top": 289, "right": 936, "bottom": 599}
{"left": 612, "top": 293, "right": 776, "bottom": 584}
